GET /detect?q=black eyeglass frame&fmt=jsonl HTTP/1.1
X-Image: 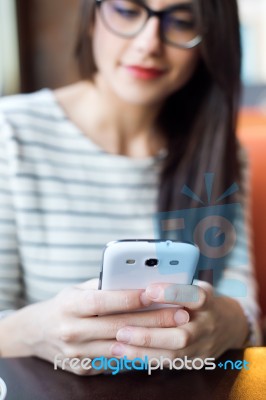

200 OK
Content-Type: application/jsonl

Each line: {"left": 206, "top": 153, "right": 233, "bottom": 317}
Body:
{"left": 95, "top": 0, "right": 202, "bottom": 49}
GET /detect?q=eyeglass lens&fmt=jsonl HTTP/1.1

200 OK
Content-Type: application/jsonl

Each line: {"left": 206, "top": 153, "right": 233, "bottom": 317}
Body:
{"left": 98, "top": 0, "right": 200, "bottom": 48}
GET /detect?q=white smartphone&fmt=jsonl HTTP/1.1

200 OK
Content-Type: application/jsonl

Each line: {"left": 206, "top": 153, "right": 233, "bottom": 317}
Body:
{"left": 99, "top": 239, "right": 199, "bottom": 308}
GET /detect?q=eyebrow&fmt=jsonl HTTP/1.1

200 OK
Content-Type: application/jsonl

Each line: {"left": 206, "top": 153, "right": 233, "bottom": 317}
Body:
{"left": 137, "top": 1, "right": 193, "bottom": 12}
{"left": 165, "top": 3, "right": 193, "bottom": 12}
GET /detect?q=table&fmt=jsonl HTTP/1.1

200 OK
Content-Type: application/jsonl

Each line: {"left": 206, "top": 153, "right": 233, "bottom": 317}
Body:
{"left": 0, "top": 348, "right": 266, "bottom": 400}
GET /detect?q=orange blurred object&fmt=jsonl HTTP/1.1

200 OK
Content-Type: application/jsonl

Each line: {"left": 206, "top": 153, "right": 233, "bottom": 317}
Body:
{"left": 237, "top": 108, "right": 266, "bottom": 323}
{"left": 228, "top": 348, "right": 266, "bottom": 399}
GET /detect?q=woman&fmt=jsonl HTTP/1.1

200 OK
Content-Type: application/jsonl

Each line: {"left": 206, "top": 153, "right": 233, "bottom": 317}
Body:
{"left": 0, "top": 0, "right": 262, "bottom": 374}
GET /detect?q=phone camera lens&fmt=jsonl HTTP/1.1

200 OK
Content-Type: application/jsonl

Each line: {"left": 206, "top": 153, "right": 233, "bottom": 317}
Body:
{"left": 145, "top": 258, "right": 158, "bottom": 267}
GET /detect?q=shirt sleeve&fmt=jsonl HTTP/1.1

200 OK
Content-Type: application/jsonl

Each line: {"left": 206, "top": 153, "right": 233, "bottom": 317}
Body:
{"left": 214, "top": 147, "right": 262, "bottom": 346}
{"left": 0, "top": 111, "right": 23, "bottom": 312}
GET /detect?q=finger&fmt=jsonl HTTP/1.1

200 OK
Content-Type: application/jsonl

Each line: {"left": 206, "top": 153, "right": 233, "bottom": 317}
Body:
{"left": 192, "top": 279, "right": 213, "bottom": 294}
{"left": 116, "top": 326, "right": 190, "bottom": 350}
{"left": 115, "top": 317, "right": 207, "bottom": 352}
{"left": 144, "top": 282, "right": 211, "bottom": 310}
{"left": 61, "top": 286, "right": 153, "bottom": 317}
{"left": 190, "top": 280, "right": 214, "bottom": 310}
{"left": 110, "top": 342, "right": 175, "bottom": 361}
{"left": 60, "top": 308, "right": 188, "bottom": 342}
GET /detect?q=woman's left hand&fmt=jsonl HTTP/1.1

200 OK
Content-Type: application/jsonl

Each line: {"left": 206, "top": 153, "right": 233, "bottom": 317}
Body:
{"left": 112, "top": 280, "right": 249, "bottom": 362}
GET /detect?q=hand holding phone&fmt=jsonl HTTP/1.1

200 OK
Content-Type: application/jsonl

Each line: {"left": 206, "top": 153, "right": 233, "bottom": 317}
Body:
{"left": 99, "top": 240, "right": 199, "bottom": 309}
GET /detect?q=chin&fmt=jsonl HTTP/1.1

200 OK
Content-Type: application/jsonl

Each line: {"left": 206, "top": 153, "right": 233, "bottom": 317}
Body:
{"left": 119, "top": 94, "right": 165, "bottom": 107}
{"left": 113, "top": 85, "right": 171, "bottom": 107}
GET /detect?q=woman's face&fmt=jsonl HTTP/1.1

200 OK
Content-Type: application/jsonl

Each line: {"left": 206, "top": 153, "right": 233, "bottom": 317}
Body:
{"left": 92, "top": 0, "right": 200, "bottom": 106}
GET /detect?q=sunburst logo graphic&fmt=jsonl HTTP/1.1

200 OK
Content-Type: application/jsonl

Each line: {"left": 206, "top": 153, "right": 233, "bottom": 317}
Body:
{"left": 182, "top": 173, "right": 239, "bottom": 205}
{"left": 181, "top": 173, "right": 239, "bottom": 259}
{"left": 153, "top": 173, "right": 248, "bottom": 298}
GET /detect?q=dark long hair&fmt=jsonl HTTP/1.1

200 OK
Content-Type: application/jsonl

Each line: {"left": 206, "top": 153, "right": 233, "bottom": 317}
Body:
{"left": 75, "top": 0, "right": 242, "bottom": 216}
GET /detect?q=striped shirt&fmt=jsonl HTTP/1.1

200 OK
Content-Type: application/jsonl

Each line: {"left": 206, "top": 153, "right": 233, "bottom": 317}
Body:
{"left": 0, "top": 89, "right": 262, "bottom": 344}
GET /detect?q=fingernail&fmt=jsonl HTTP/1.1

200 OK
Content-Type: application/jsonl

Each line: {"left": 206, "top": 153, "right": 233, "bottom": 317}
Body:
{"left": 146, "top": 285, "right": 162, "bottom": 300}
{"left": 174, "top": 310, "right": 190, "bottom": 325}
{"left": 140, "top": 292, "right": 152, "bottom": 306}
{"left": 117, "top": 329, "right": 132, "bottom": 343}
{"left": 111, "top": 344, "right": 125, "bottom": 356}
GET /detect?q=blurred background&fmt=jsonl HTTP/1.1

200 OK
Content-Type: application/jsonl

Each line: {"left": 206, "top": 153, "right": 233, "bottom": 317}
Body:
{"left": 0, "top": 0, "right": 79, "bottom": 96}
{"left": 0, "top": 0, "right": 266, "bottom": 109}
{"left": 0, "top": 0, "right": 266, "bottom": 334}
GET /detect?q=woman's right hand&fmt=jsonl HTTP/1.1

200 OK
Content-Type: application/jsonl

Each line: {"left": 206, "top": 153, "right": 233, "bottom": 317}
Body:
{"left": 0, "top": 279, "right": 187, "bottom": 375}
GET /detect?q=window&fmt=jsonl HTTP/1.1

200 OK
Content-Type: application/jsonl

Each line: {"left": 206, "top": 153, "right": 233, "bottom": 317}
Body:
{"left": 0, "top": 0, "right": 20, "bottom": 96}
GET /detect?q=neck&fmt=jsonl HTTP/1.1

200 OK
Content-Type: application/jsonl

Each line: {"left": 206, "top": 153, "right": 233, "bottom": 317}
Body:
{"left": 79, "top": 77, "right": 165, "bottom": 158}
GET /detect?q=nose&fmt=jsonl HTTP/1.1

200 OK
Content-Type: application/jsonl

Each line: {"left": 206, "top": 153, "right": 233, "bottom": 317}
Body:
{"left": 132, "top": 16, "right": 163, "bottom": 55}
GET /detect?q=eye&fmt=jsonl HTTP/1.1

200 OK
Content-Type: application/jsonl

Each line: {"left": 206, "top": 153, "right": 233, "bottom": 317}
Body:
{"left": 113, "top": 4, "right": 141, "bottom": 18}
{"left": 165, "top": 15, "right": 195, "bottom": 30}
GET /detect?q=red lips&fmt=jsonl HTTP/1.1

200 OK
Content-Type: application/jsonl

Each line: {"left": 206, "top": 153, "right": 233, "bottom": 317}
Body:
{"left": 124, "top": 65, "right": 165, "bottom": 80}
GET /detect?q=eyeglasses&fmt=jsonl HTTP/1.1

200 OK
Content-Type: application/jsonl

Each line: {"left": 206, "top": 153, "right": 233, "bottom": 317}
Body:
{"left": 95, "top": 0, "right": 202, "bottom": 49}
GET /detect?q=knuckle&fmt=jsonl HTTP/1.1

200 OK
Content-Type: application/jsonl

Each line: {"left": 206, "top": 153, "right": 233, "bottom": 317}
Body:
{"left": 56, "top": 287, "right": 73, "bottom": 311}
{"left": 57, "top": 286, "right": 87, "bottom": 316}
{"left": 124, "top": 292, "right": 135, "bottom": 311}
{"left": 86, "top": 291, "right": 103, "bottom": 315}
{"left": 141, "top": 331, "right": 152, "bottom": 347}
{"left": 155, "top": 310, "right": 174, "bottom": 328}
{"left": 156, "top": 311, "right": 167, "bottom": 328}
{"left": 58, "top": 325, "right": 77, "bottom": 344}
{"left": 123, "top": 293, "right": 130, "bottom": 311}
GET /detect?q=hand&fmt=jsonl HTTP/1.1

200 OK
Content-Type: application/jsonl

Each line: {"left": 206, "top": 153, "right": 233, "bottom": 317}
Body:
{"left": 0, "top": 279, "right": 189, "bottom": 375}
{"left": 113, "top": 280, "right": 249, "bottom": 365}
